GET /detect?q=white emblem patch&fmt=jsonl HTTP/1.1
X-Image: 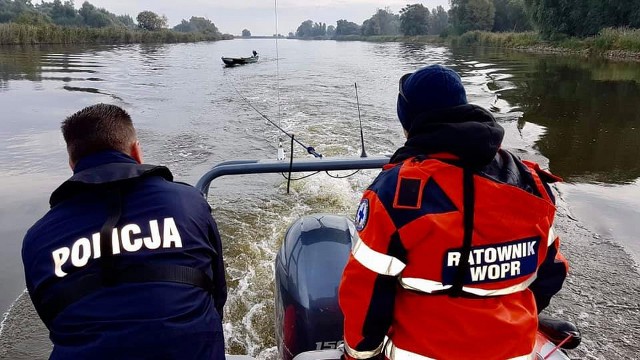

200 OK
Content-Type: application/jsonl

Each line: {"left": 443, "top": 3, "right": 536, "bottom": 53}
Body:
{"left": 355, "top": 199, "right": 369, "bottom": 231}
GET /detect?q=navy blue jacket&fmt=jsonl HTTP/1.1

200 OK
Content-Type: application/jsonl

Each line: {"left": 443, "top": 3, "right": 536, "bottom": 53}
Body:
{"left": 22, "top": 151, "right": 227, "bottom": 360}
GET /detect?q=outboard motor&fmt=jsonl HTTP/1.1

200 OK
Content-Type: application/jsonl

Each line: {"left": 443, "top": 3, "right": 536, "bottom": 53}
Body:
{"left": 275, "top": 214, "right": 354, "bottom": 360}
{"left": 273, "top": 214, "right": 581, "bottom": 360}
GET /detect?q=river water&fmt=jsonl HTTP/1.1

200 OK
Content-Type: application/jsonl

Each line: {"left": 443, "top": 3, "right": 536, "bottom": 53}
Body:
{"left": 0, "top": 40, "right": 639, "bottom": 359}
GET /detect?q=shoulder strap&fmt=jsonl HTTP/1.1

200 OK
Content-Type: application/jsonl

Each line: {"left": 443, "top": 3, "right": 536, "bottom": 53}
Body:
{"left": 449, "top": 167, "right": 475, "bottom": 297}
{"left": 36, "top": 264, "right": 215, "bottom": 325}
{"left": 100, "top": 186, "right": 123, "bottom": 285}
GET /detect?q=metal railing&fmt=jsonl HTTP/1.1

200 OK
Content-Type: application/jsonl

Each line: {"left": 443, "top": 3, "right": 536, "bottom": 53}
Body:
{"left": 195, "top": 156, "right": 389, "bottom": 197}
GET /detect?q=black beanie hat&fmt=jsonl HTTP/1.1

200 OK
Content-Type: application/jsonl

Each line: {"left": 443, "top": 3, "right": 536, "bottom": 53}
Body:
{"left": 397, "top": 64, "right": 468, "bottom": 131}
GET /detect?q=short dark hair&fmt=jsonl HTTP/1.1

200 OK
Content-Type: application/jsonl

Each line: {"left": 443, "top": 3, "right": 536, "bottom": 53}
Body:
{"left": 61, "top": 104, "right": 136, "bottom": 163}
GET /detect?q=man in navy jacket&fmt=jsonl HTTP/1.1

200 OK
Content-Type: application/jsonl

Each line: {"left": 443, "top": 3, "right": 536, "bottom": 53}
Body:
{"left": 22, "top": 104, "right": 227, "bottom": 359}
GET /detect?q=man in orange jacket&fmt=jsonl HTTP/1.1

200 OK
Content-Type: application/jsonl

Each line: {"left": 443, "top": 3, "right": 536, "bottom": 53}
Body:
{"left": 339, "top": 65, "right": 568, "bottom": 360}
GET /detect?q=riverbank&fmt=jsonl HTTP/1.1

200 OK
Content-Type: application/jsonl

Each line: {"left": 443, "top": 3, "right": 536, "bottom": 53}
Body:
{"left": 452, "top": 29, "right": 640, "bottom": 62}
{"left": 0, "top": 23, "right": 233, "bottom": 45}
{"left": 333, "top": 27, "right": 640, "bottom": 62}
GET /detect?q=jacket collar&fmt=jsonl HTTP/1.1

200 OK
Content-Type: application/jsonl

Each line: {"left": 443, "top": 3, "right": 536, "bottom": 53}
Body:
{"left": 73, "top": 150, "right": 137, "bottom": 173}
{"left": 50, "top": 150, "right": 173, "bottom": 208}
{"left": 390, "top": 104, "right": 505, "bottom": 169}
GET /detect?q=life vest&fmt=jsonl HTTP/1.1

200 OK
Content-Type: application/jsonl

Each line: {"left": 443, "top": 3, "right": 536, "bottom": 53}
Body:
{"left": 345, "top": 156, "right": 561, "bottom": 360}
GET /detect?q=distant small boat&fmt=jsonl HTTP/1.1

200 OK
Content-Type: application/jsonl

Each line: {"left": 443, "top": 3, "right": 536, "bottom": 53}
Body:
{"left": 222, "top": 51, "right": 259, "bottom": 66}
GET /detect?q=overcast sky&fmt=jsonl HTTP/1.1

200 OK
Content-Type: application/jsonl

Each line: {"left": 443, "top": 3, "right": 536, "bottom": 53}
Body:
{"left": 87, "top": 0, "right": 450, "bottom": 35}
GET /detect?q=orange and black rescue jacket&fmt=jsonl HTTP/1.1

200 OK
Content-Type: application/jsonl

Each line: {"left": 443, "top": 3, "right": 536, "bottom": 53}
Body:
{"left": 339, "top": 105, "right": 568, "bottom": 360}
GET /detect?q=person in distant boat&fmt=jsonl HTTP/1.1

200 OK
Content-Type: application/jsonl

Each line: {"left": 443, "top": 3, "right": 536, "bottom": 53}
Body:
{"left": 253, "top": 50, "right": 258, "bottom": 57}
{"left": 22, "top": 104, "right": 227, "bottom": 360}
{"left": 339, "top": 65, "right": 568, "bottom": 360}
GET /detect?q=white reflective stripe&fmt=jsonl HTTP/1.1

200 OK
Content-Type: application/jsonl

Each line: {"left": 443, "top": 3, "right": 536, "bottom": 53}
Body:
{"left": 460, "top": 274, "right": 537, "bottom": 296}
{"left": 385, "top": 339, "right": 535, "bottom": 360}
{"left": 344, "top": 340, "right": 384, "bottom": 359}
{"left": 352, "top": 235, "right": 406, "bottom": 276}
{"left": 400, "top": 274, "right": 537, "bottom": 297}
{"left": 547, "top": 225, "right": 557, "bottom": 247}
{"left": 384, "top": 339, "right": 436, "bottom": 360}
{"left": 398, "top": 278, "right": 451, "bottom": 293}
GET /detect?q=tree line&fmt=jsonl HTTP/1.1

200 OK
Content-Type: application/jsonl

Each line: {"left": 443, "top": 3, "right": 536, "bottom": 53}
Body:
{"left": 524, "top": 0, "right": 640, "bottom": 37}
{"left": 293, "top": 0, "right": 640, "bottom": 40}
{"left": 0, "top": 0, "right": 228, "bottom": 44}
{"left": 0, "top": 0, "right": 135, "bottom": 28}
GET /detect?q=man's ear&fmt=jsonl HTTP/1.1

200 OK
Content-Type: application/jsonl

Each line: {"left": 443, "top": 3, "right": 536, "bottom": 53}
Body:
{"left": 130, "top": 141, "right": 143, "bottom": 164}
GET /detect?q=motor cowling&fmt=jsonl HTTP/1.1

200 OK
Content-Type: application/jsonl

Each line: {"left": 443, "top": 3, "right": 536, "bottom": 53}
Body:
{"left": 275, "top": 214, "right": 355, "bottom": 360}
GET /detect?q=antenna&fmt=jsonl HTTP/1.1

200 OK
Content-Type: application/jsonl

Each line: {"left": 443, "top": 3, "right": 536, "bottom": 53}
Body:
{"left": 355, "top": 83, "right": 367, "bottom": 158}
{"left": 274, "top": 0, "right": 283, "bottom": 160}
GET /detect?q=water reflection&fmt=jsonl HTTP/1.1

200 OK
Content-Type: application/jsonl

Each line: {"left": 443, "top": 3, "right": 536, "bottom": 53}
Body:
{"left": 0, "top": 45, "right": 47, "bottom": 86}
{"left": 396, "top": 42, "right": 452, "bottom": 68}
{"left": 451, "top": 47, "right": 640, "bottom": 184}
{"left": 0, "top": 45, "right": 105, "bottom": 90}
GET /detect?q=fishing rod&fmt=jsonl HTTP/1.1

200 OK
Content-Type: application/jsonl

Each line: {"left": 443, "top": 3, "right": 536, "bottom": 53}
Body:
{"left": 227, "top": 79, "right": 322, "bottom": 158}
{"left": 354, "top": 82, "right": 367, "bottom": 158}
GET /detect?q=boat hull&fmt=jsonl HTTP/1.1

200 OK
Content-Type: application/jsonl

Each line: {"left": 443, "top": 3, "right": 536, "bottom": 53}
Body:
{"left": 221, "top": 56, "right": 259, "bottom": 66}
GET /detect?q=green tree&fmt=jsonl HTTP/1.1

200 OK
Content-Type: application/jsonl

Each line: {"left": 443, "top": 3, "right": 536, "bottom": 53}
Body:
{"left": 296, "top": 19, "right": 313, "bottom": 37}
{"left": 173, "top": 17, "right": 219, "bottom": 34}
{"left": 326, "top": 24, "right": 336, "bottom": 38}
{"left": 524, "top": 0, "right": 639, "bottom": 38}
{"left": 242, "top": 28, "right": 251, "bottom": 37}
{"left": 0, "top": 1, "right": 12, "bottom": 22}
{"left": 362, "top": 8, "right": 400, "bottom": 36}
{"left": 312, "top": 22, "right": 326, "bottom": 37}
{"left": 0, "top": 0, "right": 36, "bottom": 22}
{"left": 14, "top": 10, "right": 51, "bottom": 25}
{"left": 430, "top": 6, "right": 450, "bottom": 35}
{"left": 450, "top": 0, "right": 495, "bottom": 33}
{"left": 46, "top": 0, "right": 82, "bottom": 26}
{"left": 400, "top": 4, "right": 430, "bottom": 36}
{"left": 189, "top": 16, "right": 218, "bottom": 34}
{"left": 493, "top": 0, "right": 531, "bottom": 32}
{"left": 136, "top": 10, "right": 166, "bottom": 31}
{"left": 173, "top": 19, "right": 190, "bottom": 32}
{"left": 116, "top": 14, "right": 135, "bottom": 28}
{"left": 79, "top": 1, "right": 113, "bottom": 27}
{"left": 335, "top": 19, "right": 360, "bottom": 35}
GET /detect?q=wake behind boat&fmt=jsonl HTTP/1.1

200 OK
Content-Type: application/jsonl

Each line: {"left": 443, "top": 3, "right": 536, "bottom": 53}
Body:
{"left": 195, "top": 157, "right": 582, "bottom": 360}
{"left": 222, "top": 50, "right": 259, "bottom": 66}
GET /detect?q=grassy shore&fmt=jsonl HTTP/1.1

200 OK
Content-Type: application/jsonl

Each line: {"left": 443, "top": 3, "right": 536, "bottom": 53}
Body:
{"left": 454, "top": 28, "right": 640, "bottom": 51}
{"left": 0, "top": 23, "right": 233, "bottom": 45}
{"left": 336, "top": 27, "right": 640, "bottom": 61}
